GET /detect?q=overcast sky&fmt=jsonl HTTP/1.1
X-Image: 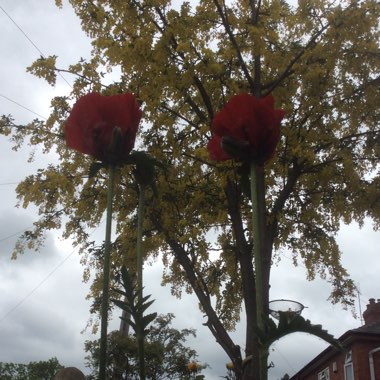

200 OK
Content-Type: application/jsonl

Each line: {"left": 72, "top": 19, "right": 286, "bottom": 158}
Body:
{"left": 0, "top": 1, "right": 379, "bottom": 379}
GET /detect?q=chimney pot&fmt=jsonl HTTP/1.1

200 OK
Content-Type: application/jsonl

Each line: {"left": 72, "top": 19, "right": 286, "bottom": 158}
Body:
{"left": 363, "top": 298, "right": 380, "bottom": 325}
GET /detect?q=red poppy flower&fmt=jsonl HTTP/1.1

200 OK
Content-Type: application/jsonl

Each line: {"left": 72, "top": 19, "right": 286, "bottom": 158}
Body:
{"left": 65, "top": 92, "right": 142, "bottom": 164}
{"left": 208, "top": 93, "right": 285, "bottom": 164}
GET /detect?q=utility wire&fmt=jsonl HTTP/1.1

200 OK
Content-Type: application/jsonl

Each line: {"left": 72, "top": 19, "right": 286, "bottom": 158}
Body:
{"left": 0, "top": 4, "right": 44, "bottom": 57}
{"left": 0, "top": 182, "right": 19, "bottom": 186}
{"left": 0, "top": 4, "right": 72, "bottom": 89}
{"left": 279, "top": 252, "right": 373, "bottom": 321}
{"left": 0, "top": 228, "right": 31, "bottom": 243}
{"left": 272, "top": 344, "right": 296, "bottom": 374}
{"left": 0, "top": 94, "right": 47, "bottom": 120}
{"left": 0, "top": 250, "right": 76, "bottom": 325}
{"left": 0, "top": 220, "right": 104, "bottom": 326}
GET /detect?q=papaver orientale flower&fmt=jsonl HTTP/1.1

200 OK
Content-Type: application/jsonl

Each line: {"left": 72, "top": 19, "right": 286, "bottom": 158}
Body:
{"left": 208, "top": 93, "right": 285, "bottom": 164}
{"left": 65, "top": 92, "right": 142, "bottom": 164}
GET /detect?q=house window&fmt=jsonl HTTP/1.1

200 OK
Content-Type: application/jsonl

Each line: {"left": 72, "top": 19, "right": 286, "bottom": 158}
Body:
{"left": 344, "top": 351, "right": 354, "bottom": 380}
{"left": 318, "top": 367, "right": 330, "bottom": 380}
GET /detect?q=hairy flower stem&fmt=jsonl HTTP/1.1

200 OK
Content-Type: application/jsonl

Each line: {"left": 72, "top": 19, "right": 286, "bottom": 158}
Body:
{"left": 137, "top": 184, "right": 146, "bottom": 380}
{"left": 99, "top": 164, "right": 116, "bottom": 380}
{"left": 250, "top": 162, "right": 268, "bottom": 380}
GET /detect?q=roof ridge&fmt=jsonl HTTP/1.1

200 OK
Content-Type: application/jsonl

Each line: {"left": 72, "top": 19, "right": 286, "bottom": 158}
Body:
{"left": 350, "top": 320, "right": 380, "bottom": 333}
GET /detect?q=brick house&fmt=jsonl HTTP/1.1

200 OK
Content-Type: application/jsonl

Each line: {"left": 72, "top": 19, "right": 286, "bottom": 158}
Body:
{"left": 290, "top": 298, "right": 380, "bottom": 380}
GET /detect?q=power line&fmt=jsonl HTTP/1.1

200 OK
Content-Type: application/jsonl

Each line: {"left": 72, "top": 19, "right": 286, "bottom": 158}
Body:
{"left": 0, "top": 4, "right": 45, "bottom": 57}
{"left": 0, "top": 93, "right": 47, "bottom": 120}
{"left": 0, "top": 249, "right": 76, "bottom": 325}
{"left": 0, "top": 220, "right": 104, "bottom": 326}
{"left": 0, "top": 228, "right": 31, "bottom": 243}
{"left": 272, "top": 344, "right": 297, "bottom": 374}
{"left": 0, "top": 182, "right": 19, "bottom": 186}
{"left": 357, "top": 285, "right": 364, "bottom": 325}
{"left": 0, "top": 4, "right": 72, "bottom": 89}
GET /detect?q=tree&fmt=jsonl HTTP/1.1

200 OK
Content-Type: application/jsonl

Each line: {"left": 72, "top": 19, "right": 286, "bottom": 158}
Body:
{"left": 84, "top": 313, "right": 205, "bottom": 379}
{"left": 0, "top": 357, "right": 63, "bottom": 380}
{"left": 1, "top": 0, "right": 379, "bottom": 379}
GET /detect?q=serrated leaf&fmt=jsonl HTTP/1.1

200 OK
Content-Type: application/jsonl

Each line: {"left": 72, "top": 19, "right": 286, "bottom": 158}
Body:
{"left": 111, "top": 299, "right": 132, "bottom": 313}
{"left": 139, "top": 299, "right": 155, "bottom": 314}
{"left": 112, "top": 288, "right": 127, "bottom": 298}
{"left": 113, "top": 265, "right": 157, "bottom": 338}
{"left": 121, "top": 317, "right": 136, "bottom": 331}
{"left": 142, "top": 312, "right": 157, "bottom": 328}
{"left": 141, "top": 294, "right": 152, "bottom": 304}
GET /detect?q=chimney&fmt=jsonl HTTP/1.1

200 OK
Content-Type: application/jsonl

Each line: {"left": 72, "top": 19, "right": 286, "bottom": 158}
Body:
{"left": 363, "top": 298, "right": 380, "bottom": 325}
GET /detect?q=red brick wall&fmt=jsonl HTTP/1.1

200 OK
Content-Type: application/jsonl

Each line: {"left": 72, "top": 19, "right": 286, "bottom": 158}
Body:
{"left": 293, "top": 340, "right": 380, "bottom": 380}
{"left": 372, "top": 348, "right": 380, "bottom": 380}
{"left": 352, "top": 340, "right": 380, "bottom": 379}
{"left": 300, "top": 351, "right": 344, "bottom": 380}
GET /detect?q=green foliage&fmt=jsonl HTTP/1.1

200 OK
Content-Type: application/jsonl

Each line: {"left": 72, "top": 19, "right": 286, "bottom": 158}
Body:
{"left": 84, "top": 313, "right": 206, "bottom": 380}
{"left": 27, "top": 56, "right": 58, "bottom": 86}
{"left": 0, "top": 357, "right": 63, "bottom": 380}
{"left": 2, "top": 0, "right": 380, "bottom": 376}
{"left": 112, "top": 266, "right": 157, "bottom": 336}
{"left": 8, "top": 0, "right": 377, "bottom": 310}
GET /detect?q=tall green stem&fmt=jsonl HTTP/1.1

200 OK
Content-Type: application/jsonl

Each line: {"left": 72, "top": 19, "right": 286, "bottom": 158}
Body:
{"left": 99, "top": 164, "right": 116, "bottom": 380}
{"left": 137, "top": 184, "right": 146, "bottom": 380}
{"left": 250, "top": 162, "right": 268, "bottom": 380}
{"left": 250, "top": 163, "right": 263, "bottom": 330}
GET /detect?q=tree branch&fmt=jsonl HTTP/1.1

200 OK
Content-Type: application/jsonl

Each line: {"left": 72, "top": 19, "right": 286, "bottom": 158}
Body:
{"left": 168, "top": 236, "right": 243, "bottom": 372}
{"left": 224, "top": 179, "right": 257, "bottom": 363}
{"left": 250, "top": 0, "right": 261, "bottom": 25}
{"left": 154, "top": 6, "right": 214, "bottom": 120}
{"left": 267, "top": 161, "right": 302, "bottom": 258}
{"left": 158, "top": 104, "right": 198, "bottom": 129}
{"left": 149, "top": 213, "right": 243, "bottom": 372}
{"left": 263, "top": 23, "right": 330, "bottom": 95}
{"left": 213, "top": 0, "right": 255, "bottom": 91}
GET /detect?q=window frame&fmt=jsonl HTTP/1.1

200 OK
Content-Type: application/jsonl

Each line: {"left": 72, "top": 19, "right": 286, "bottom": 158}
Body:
{"left": 344, "top": 350, "right": 354, "bottom": 380}
{"left": 318, "top": 367, "right": 330, "bottom": 380}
